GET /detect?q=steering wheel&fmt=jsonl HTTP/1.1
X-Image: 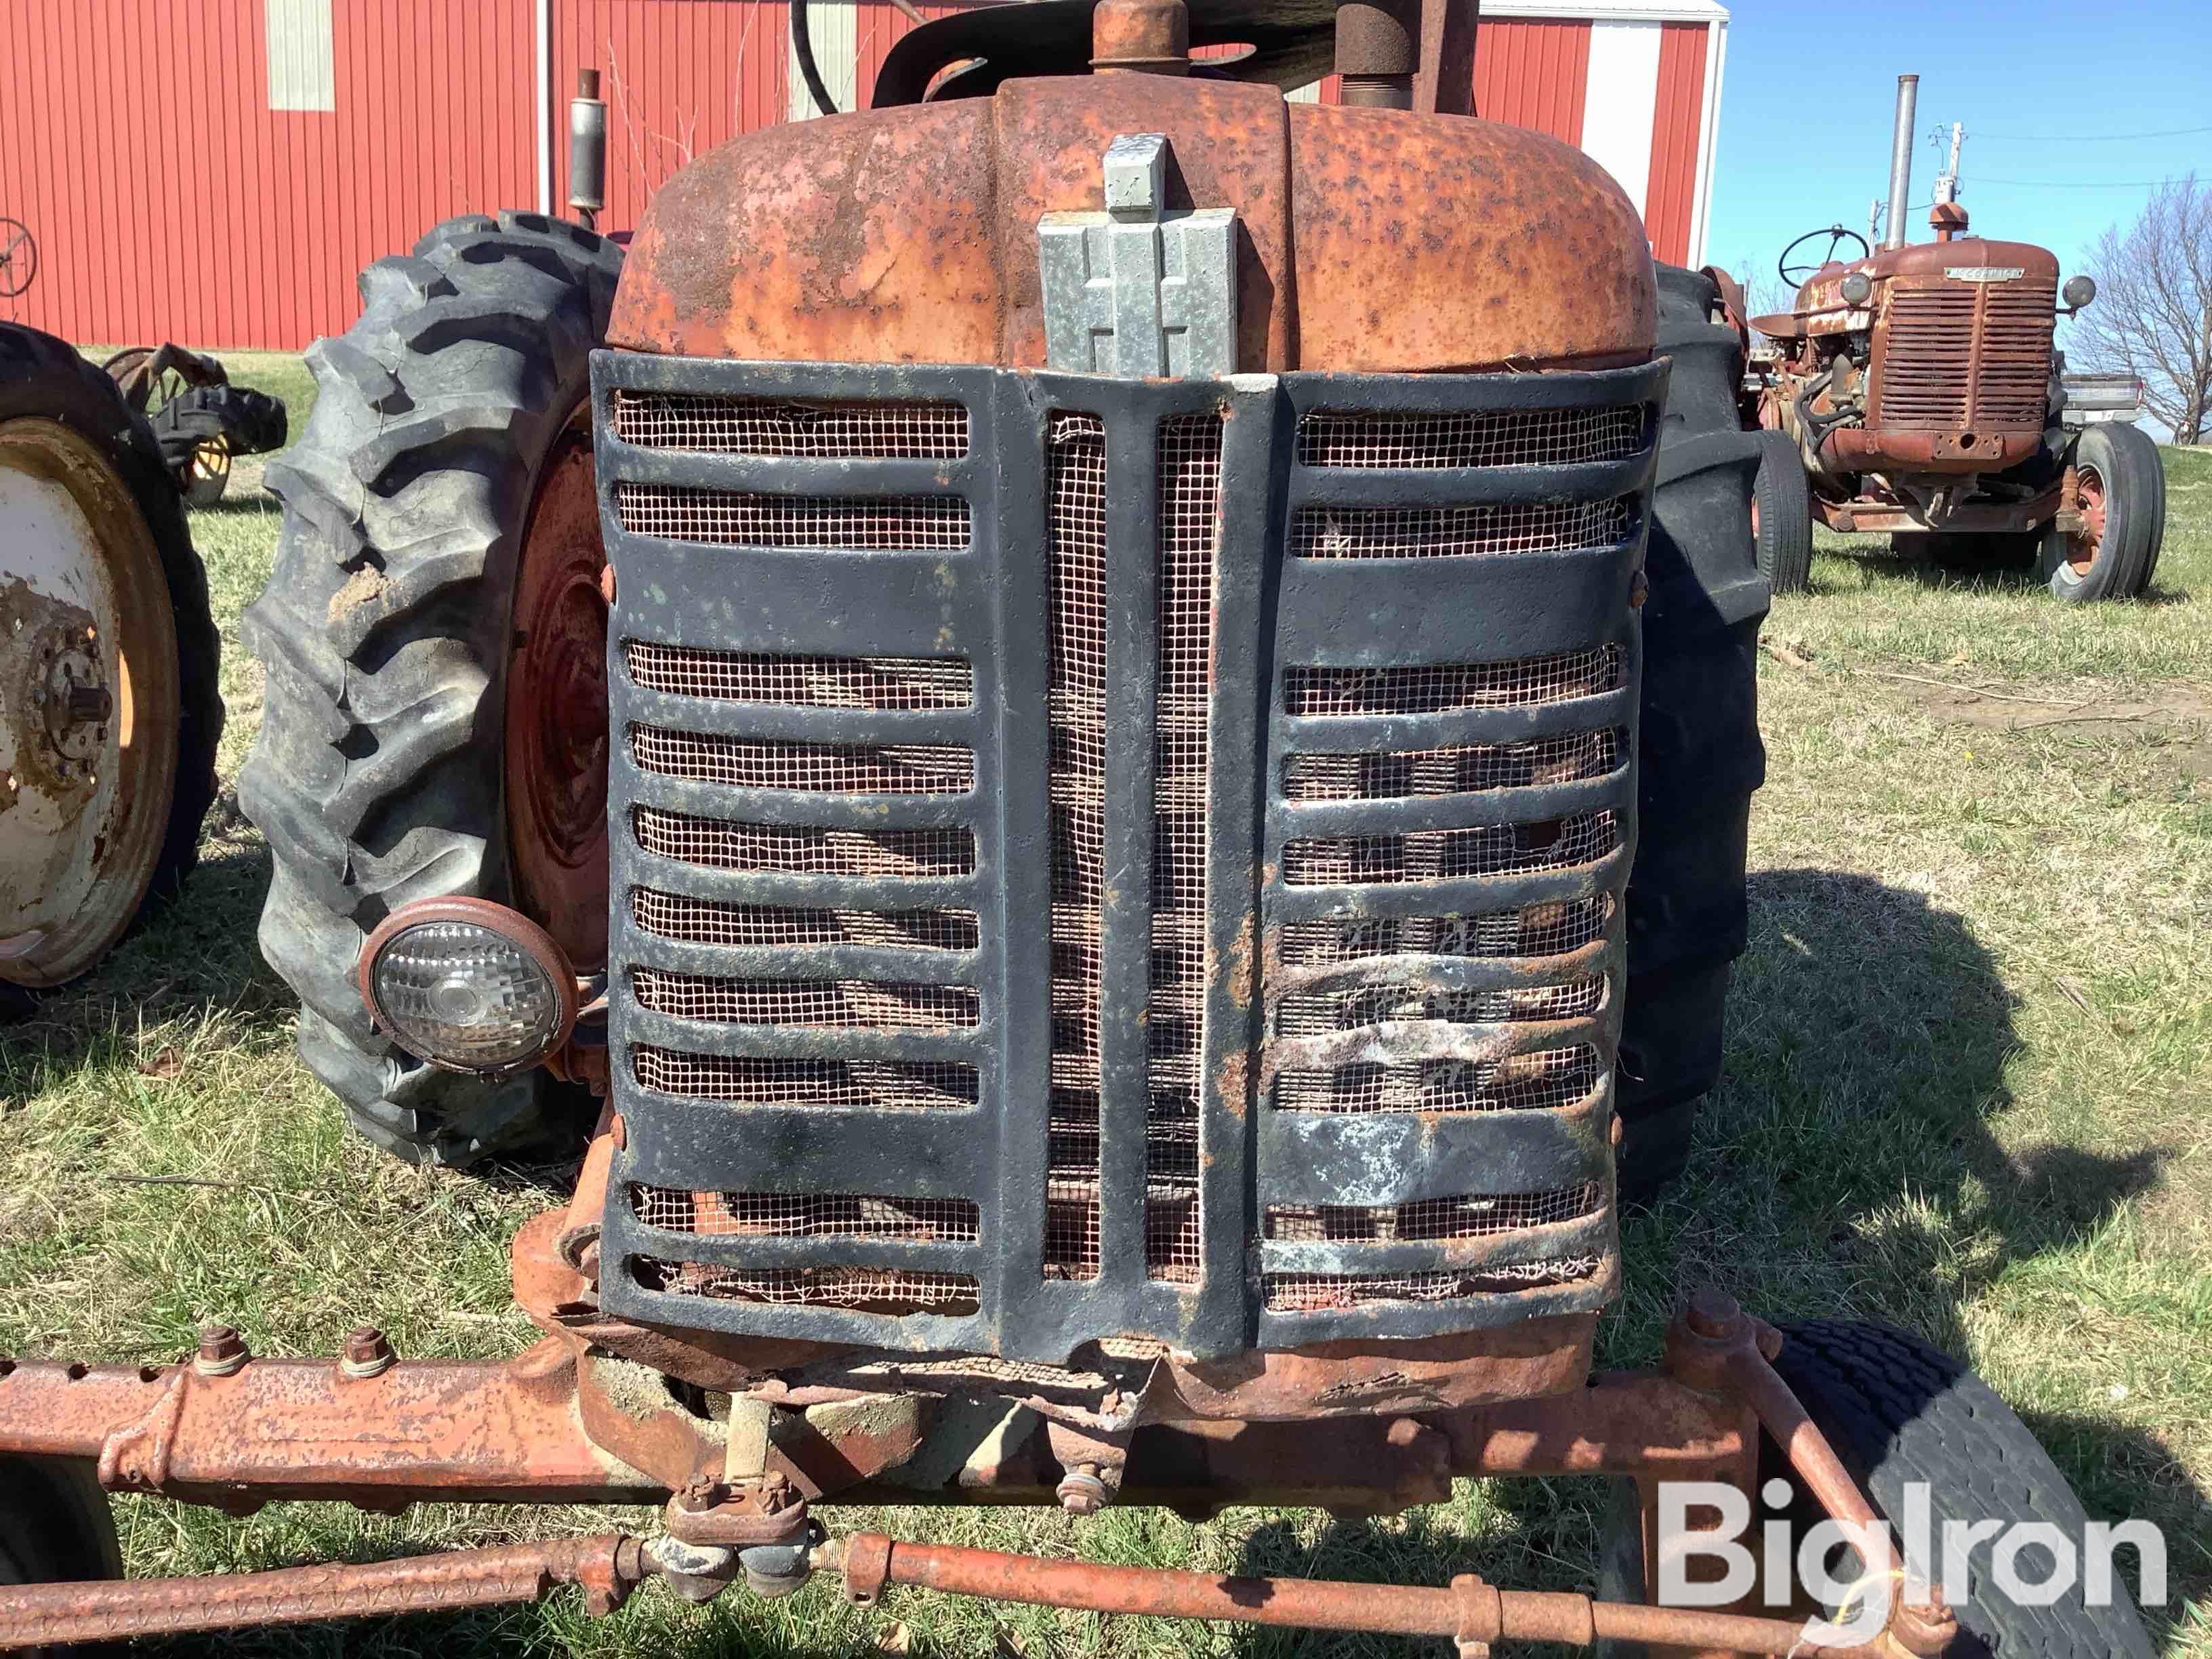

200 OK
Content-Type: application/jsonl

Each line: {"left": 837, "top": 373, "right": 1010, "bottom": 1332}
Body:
{"left": 1778, "top": 226, "right": 1870, "bottom": 289}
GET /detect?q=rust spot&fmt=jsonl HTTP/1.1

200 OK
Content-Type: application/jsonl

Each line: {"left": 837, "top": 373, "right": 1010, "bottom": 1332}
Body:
{"left": 609, "top": 78, "right": 1654, "bottom": 373}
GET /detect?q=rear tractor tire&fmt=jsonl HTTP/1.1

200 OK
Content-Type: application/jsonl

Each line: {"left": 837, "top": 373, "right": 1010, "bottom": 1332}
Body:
{"left": 1749, "top": 428, "right": 1814, "bottom": 594}
{"left": 239, "top": 212, "right": 622, "bottom": 1166}
{"left": 0, "top": 323, "right": 222, "bottom": 995}
{"left": 1618, "top": 267, "right": 1771, "bottom": 1206}
{"left": 2042, "top": 422, "right": 2165, "bottom": 602}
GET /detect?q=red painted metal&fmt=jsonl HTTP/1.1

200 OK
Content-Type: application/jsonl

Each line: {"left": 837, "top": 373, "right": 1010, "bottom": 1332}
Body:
{"left": 552, "top": 1, "right": 789, "bottom": 234}
{"left": 1643, "top": 21, "right": 1708, "bottom": 266}
{"left": 1472, "top": 18, "right": 1589, "bottom": 145}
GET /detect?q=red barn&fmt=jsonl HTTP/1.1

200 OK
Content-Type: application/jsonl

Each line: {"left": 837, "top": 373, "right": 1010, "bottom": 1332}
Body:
{"left": 0, "top": 0, "right": 1727, "bottom": 350}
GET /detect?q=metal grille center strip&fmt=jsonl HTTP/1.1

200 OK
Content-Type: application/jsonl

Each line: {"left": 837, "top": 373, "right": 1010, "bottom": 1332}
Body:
{"left": 593, "top": 352, "right": 1662, "bottom": 1359}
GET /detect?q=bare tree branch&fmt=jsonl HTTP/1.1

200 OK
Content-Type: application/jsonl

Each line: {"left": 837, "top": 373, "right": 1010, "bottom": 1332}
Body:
{"left": 2073, "top": 173, "right": 2212, "bottom": 442}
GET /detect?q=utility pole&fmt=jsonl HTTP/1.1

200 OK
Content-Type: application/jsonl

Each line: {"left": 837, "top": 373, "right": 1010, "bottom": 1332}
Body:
{"left": 1932, "top": 120, "right": 1965, "bottom": 205}
{"left": 1868, "top": 197, "right": 1884, "bottom": 247}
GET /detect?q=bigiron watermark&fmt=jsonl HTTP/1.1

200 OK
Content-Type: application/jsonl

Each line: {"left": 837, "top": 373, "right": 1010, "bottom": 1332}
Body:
{"left": 1650, "top": 1480, "right": 2167, "bottom": 1644}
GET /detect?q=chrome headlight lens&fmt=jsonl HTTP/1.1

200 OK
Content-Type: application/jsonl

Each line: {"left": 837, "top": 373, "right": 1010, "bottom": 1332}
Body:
{"left": 1839, "top": 270, "right": 1873, "bottom": 307}
{"left": 360, "top": 903, "right": 576, "bottom": 1073}
{"left": 2063, "top": 274, "right": 2097, "bottom": 309}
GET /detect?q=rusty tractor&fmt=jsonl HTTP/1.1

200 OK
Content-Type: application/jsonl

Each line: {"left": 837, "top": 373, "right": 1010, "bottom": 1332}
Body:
{"left": 0, "top": 5, "right": 2152, "bottom": 1655}
{"left": 1744, "top": 75, "right": 2165, "bottom": 602}
{"left": 0, "top": 323, "right": 220, "bottom": 1004}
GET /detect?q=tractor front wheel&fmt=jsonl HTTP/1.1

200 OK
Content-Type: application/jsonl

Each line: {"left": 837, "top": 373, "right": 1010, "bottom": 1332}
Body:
{"left": 239, "top": 212, "right": 621, "bottom": 1166}
{"left": 0, "top": 1456, "right": 121, "bottom": 1654}
{"left": 2041, "top": 422, "right": 2165, "bottom": 602}
{"left": 1749, "top": 428, "right": 1813, "bottom": 594}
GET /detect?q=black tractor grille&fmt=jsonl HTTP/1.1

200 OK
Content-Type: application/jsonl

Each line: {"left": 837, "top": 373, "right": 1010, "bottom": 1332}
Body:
{"left": 592, "top": 353, "right": 1662, "bottom": 1360}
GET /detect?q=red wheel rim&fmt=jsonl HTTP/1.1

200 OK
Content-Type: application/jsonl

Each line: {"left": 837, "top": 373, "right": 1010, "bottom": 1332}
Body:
{"left": 2065, "top": 465, "right": 2106, "bottom": 579}
{"left": 505, "top": 418, "right": 609, "bottom": 968}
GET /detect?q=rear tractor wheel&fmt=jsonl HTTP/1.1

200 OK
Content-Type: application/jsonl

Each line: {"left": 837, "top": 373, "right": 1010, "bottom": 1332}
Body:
{"left": 2042, "top": 422, "right": 2165, "bottom": 602}
{"left": 239, "top": 211, "right": 622, "bottom": 1166}
{"left": 0, "top": 323, "right": 222, "bottom": 996}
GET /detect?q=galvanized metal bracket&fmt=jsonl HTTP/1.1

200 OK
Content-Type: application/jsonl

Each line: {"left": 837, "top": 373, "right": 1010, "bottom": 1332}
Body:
{"left": 1038, "top": 133, "right": 1238, "bottom": 377}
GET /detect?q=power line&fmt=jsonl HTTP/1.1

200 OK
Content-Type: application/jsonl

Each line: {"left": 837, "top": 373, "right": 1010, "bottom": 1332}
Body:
{"left": 1967, "top": 176, "right": 2184, "bottom": 188}
{"left": 1970, "top": 123, "right": 2212, "bottom": 142}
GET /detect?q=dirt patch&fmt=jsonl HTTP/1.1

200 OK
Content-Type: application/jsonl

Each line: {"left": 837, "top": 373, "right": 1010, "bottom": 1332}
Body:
{"left": 1837, "top": 667, "right": 2212, "bottom": 781}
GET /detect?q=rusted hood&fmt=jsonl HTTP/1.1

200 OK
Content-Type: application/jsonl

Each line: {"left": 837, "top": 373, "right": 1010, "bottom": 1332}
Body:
{"left": 608, "top": 76, "right": 1654, "bottom": 373}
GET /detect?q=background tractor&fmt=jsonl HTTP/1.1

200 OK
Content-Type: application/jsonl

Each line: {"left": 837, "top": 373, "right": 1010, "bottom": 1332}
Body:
{"left": 1746, "top": 74, "right": 2165, "bottom": 602}
{"left": 0, "top": 322, "right": 221, "bottom": 1007}
{"left": 0, "top": 6, "right": 2154, "bottom": 1656}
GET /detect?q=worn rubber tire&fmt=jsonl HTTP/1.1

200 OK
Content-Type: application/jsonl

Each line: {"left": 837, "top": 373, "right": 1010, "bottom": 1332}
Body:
{"left": 2041, "top": 423, "right": 2166, "bottom": 602}
{"left": 1750, "top": 428, "right": 1813, "bottom": 594}
{"left": 1771, "top": 1320, "right": 2156, "bottom": 1659}
{"left": 1620, "top": 268, "right": 1770, "bottom": 1206}
{"left": 238, "top": 211, "right": 621, "bottom": 1166}
{"left": 1599, "top": 1324, "right": 2155, "bottom": 1659}
{"left": 0, "top": 1454, "right": 122, "bottom": 1656}
{"left": 0, "top": 324, "right": 223, "bottom": 983}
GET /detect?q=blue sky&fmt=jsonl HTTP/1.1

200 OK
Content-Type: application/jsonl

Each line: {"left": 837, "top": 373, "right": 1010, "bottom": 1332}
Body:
{"left": 1705, "top": 0, "right": 2209, "bottom": 329}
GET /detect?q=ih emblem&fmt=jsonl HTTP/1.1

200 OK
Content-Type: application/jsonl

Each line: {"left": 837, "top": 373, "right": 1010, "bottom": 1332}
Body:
{"left": 1038, "top": 133, "right": 1239, "bottom": 377}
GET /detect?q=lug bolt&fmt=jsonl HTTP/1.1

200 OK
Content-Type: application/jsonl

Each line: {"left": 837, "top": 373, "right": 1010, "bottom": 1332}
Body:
{"left": 1057, "top": 1464, "right": 1109, "bottom": 1516}
{"left": 1683, "top": 1287, "right": 1742, "bottom": 1340}
{"left": 340, "top": 1325, "right": 396, "bottom": 1379}
{"left": 195, "top": 1323, "right": 249, "bottom": 1378}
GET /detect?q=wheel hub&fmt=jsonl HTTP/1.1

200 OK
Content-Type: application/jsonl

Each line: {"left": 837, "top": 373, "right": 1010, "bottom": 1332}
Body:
{"left": 506, "top": 424, "right": 610, "bottom": 968}
{"left": 2065, "top": 464, "right": 2106, "bottom": 577}
{"left": 0, "top": 417, "right": 180, "bottom": 985}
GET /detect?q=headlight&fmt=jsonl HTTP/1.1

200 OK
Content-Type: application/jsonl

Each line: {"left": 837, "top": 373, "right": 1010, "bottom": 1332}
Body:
{"left": 1839, "top": 271, "right": 1873, "bottom": 307}
{"left": 2063, "top": 274, "right": 2096, "bottom": 309}
{"left": 358, "top": 900, "right": 577, "bottom": 1073}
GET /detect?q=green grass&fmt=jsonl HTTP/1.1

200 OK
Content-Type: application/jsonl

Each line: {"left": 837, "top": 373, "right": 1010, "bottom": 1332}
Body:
{"left": 2, "top": 371, "right": 2207, "bottom": 1655}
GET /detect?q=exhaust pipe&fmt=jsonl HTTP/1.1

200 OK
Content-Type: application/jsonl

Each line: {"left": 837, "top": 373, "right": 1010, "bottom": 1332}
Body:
{"left": 569, "top": 68, "right": 607, "bottom": 231}
{"left": 1885, "top": 73, "right": 1918, "bottom": 249}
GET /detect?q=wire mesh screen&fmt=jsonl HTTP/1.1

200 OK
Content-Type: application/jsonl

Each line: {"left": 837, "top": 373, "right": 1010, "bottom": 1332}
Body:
{"left": 1277, "top": 897, "right": 1614, "bottom": 965}
{"left": 1265, "top": 1181, "right": 1601, "bottom": 1242}
{"left": 1044, "top": 411, "right": 1107, "bottom": 1284}
{"left": 623, "top": 642, "right": 974, "bottom": 710}
{"left": 1283, "top": 728, "right": 1623, "bottom": 802}
{"left": 1275, "top": 977, "right": 1605, "bottom": 1036}
{"left": 1296, "top": 406, "right": 1645, "bottom": 470}
{"left": 632, "top": 888, "right": 979, "bottom": 952}
{"left": 1282, "top": 809, "right": 1620, "bottom": 886}
{"left": 611, "top": 390, "right": 970, "bottom": 459}
{"left": 1282, "top": 647, "right": 1624, "bottom": 716}
{"left": 632, "top": 1185, "right": 980, "bottom": 1242}
{"left": 632, "top": 808, "right": 975, "bottom": 878}
{"left": 1147, "top": 413, "right": 1223, "bottom": 1284}
{"left": 632, "top": 1048, "right": 979, "bottom": 1109}
{"left": 631, "top": 968, "right": 981, "bottom": 1031}
{"left": 1271, "top": 1045, "right": 1603, "bottom": 1115}
{"left": 615, "top": 483, "right": 971, "bottom": 550}
{"left": 1292, "top": 499, "right": 1634, "bottom": 560}
{"left": 632, "top": 1261, "right": 981, "bottom": 1315}
{"left": 1262, "top": 1258, "right": 1602, "bottom": 1312}
{"left": 630, "top": 728, "right": 975, "bottom": 795}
